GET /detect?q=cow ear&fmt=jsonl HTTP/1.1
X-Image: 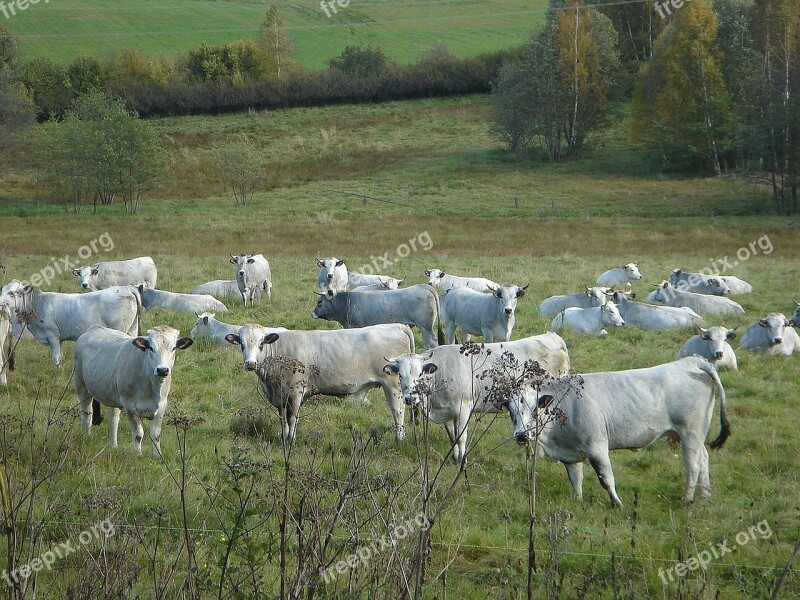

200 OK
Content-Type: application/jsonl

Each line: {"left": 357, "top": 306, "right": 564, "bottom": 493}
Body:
{"left": 23, "top": 285, "right": 33, "bottom": 293}
{"left": 422, "top": 362, "right": 438, "bottom": 375}
{"left": 202, "top": 316, "right": 209, "bottom": 325}
{"left": 383, "top": 364, "right": 399, "bottom": 375}
{"left": 438, "top": 271, "right": 445, "bottom": 278}
{"left": 72, "top": 268, "right": 80, "bottom": 276}
{"left": 225, "top": 334, "right": 241, "bottom": 345}
{"left": 517, "top": 285, "right": 529, "bottom": 297}
{"left": 424, "top": 269, "right": 431, "bottom": 276}
{"left": 537, "top": 394, "right": 554, "bottom": 409}
{"left": 316, "top": 258, "right": 324, "bottom": 267}
{"left": 247, "top": 258, "right": 255, "bottom": 264}
{"left": 176, "top": 337, "right": 193, "bottom": 350}
{"left": 138, "top": 284, "right": 144, "bottom": 293}
{"left": 230, "top": 256, "right": 238, "bottom": 265}
{"left": 326, "top": 290, "right": 334, "bottom": 299}
{"left": 91, "top": 268, "right": 99, "bottom": 275}
{"left": 132, "top": 337, "right": 150, "bottom": 351}
{"left": 759, "top": 319, "right": 769, "bottom": 327}
{"left": 335, "top": 260, "right": 344, "bottom": 267}
{"left": 263, "top": 333, "right": 280, "bottom": 345}
{"left": 726, "top": 330, "right": 737, "bottom": 340}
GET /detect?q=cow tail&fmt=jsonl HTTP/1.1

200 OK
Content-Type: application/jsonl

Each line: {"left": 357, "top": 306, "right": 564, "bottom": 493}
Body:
{"left": 403, "top": 324, "right": 415, "bottom": 354}
{"left": 699, "top": 360, "right": 730, "bottom": 450}
{"left": 426, "top": 284, "right": 445, "bottom": 346}
{"left": 132, "top": 285, "right": 143, "bottom": 336}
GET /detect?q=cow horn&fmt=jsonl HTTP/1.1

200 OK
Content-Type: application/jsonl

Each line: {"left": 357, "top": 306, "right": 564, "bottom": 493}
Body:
{"left": 313, "top": 290, "right": 325, "bottom": 296}
{"left": 794, "top": 299, "right": 800, "bottom": 306}
{"left": 695, "top": 325, "right": 707, "bottom": 333}
{"left": 195, "top": 311, "right": 201, "bottom": 318}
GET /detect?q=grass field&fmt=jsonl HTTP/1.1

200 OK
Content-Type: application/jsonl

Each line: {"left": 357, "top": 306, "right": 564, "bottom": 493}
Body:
{"left": 4, "top": 0, "right": 543, "bottom": 67}
{"left": 0, "top": 96, "right": 798, "bottom": 597}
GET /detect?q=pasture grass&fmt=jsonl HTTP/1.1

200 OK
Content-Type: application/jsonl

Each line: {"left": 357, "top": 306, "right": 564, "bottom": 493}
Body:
{"left": 0, "top": 95, "right": 798, "bottom": 596}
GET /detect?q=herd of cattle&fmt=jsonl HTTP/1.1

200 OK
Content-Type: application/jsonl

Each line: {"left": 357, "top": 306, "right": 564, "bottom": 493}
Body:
{"left": 1, "top": 254, "right": 798, "bottom": 506}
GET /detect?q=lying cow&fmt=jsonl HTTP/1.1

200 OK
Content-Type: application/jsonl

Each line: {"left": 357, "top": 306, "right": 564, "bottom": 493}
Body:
{"left": 596, "top": 263, "right": 642, "bottom": 288}
{"left": 739, "top": 313, "right": 800, "bottom": 355}
{"left": 3, "top": 283, "right": 141, "bottom": 366}
{"left": 317, "top": 257, "right": 348, "bottom": 293}
{"left": 190, "top": 312, "right": 245, "bottom": 347}
{"left": 348, "top": 272, "right": 404, "bottom": 290}
{"left": 440, "top": 284, "right": 528, "bottom": 344}
{"left": 539, "top": 287, "right": 610, "bottom": 318}
{"left": 674, "top": 276, "right": 730, "bottom": 296}
{"left": 550, "top": 302, "right": 625, "bottom": 336}
{"left": 139, "top": 286, "right": 227, "bottom": 314}
{"left": 311, "top": 284, "right": 442, "bottom": 350}
{"left": 791, "top": 300, "right": 800, "bottom": 326}
{"left": 191, "top": 280, "right": 240, "bottom": 300}
{"left": 425, "top": 269, "right": 499, "bottom": 293}
{"left": 383, "top": 334, "right": 570, "bottom": 463}
{"left": 611, "top": 291, "right": 703, "bottom": 331}
{"left": 678, "top": 326, "right": 738, "bottom": 370}
{"left": 73, "top": 257, "right": 157, "bottom": 292}
{"left": 502, "top": 356, "right": 729, "bottom": 507}
{"left": 73, "top": 325, "right": 193, "bottom": 457}
{"left": 226, "top": 323, "right": 414, "bottom": 441}
{"left": 670, "top": 269, "right": 752, "bottom": 295}
{"left": 231, "top": 254, "right": 272, "bottom": 304}
{"left": 650, "top": 282, "right": 744, "bottom": 316}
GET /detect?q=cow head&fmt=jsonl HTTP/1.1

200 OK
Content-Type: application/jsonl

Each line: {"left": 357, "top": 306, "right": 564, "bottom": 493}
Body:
{"left": 72, "top": 265, "right": 100, "bottom": 290}
{"left": 225, "top": 325, "right": 276, "bottom": 371}
{"left": 668, "top": 269, "right": 684, "bottom": 286}
{"left": 488, "top": 284, "right": 529, "bottom": 317}
{"left": 383, "top": 354, "right": 437, "bottom": 407}
{"left": 317, "top": 257, "right": 345, "bottom": 288}
{"left": 610, "top": 290, "right": 635, "bottom": 305}
{"left": 189, "top": 312, "right": 215, "bottom": 340}
{"left": 789, "top": 300, "right": 800, "bottom": 326}
{"left": 425, "top": 268, "right": 444, "bottom": 286}
{"left": 705, "top": 277, "right": 731, "bottom": 296}
{"left": 131, "top": 326, "right": 193, "bottom": 379}
{"left": 697, "top": 326, "right": 736, "bottom": 361}
{"left": 585, "top": 287, "right": 611, "bottom": 306}
{"left": 758, "top": 313, "right": 790, "bottom": 346}
{"left": 622, "top": 263, "right": 642, "bottom": 280}
{"left": 310, "top": 289, "right": 337, "bottom": 320}
{"left": 649, "top": 281, "right": 674, "bottom": 303}
{"left": 503, "top": 383, "right": 556, "bottom": 445}
{"left": 601, "top": 302, "right": 625, "bottom": 328}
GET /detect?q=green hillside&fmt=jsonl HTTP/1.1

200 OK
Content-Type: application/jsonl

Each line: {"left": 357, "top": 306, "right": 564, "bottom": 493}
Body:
{"left": 4, "top": 0, "right": 544, "bottom": 67}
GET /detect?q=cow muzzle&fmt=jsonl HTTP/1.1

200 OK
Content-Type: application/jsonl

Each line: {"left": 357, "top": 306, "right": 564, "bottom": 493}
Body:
{"left": 403, "top": 394, "right": 419, "bottom": 407}
{"left": 326, "top": 274, "right": 333, "bottom": 280}
{"left": 714, "top": 351, "right": 724, "bottom": 360}
{"left": 244, "top": 360, "right": 258, "bottom": 371}
{"left": 504, "top": 308, "right": 514, "bottom": 316}
{"left": 156, "top": 367, "right": 170, "bottom": 377}
{"left": 515, "top": 431, "right": 532, "bottom": 445}
{"left": 772, "top": 337, "right": 783, "bottom": 345}
{"left": 81, "top": 283, "right": 90, "bottom": 289}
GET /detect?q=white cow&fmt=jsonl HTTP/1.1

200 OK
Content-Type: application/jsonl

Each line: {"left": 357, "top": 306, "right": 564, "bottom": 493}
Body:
{"left": 550, "top": 302, "right": 625, "bottom": 336}
{"left": 650, "top": 282, "right": 745, "bottom": 316}
{"left": 739, "top": 313, "right": 800, "bottom": 355}
{"left": 790, "top": 301, "right": 800, "bottom": 326}
{"left": 73, "top": 325, "right": 193, "bottom": 457}
{"left": 316, "top": 257, "right": 348, "bottom": 293}
{"left": 190, "top": 280, "right": 240, "bottom": 301}
{"left": 348, "top": 272, "right": 404, "bottom": 290}
{"left": 503, "top": 356, "right": 729, "bottom": 506}
{"left": 226, "top": 323, "right": 414, "bottom": 441}
{"left": 0, "top": 280, "right": 34, "bottom": 341}
{"left": 440, "top": 284, "right": 528, "bottom": 344}
{"left": 230, "top": 254, "right": 272, "bottom": 304}
{"left": 3, "top": 284, "right": 141, "bottom": 366}
{"left": 73, "top": 257, "right": 157, "bottom": 291}
{"left": 596, "top": 263, "right": 642, "bottom": 288}
{"left": 190, "top": 312, "right": 241, "bottom": 347}
{"left": 139, "top": 286, "right": 228, "bottom": 314}
{"left": 611, "top": 291, "right": 703, "bottom": 331}
{"left": 383, "top": 334, "right": 571, "bottom": 462}
{"left": 539, "top": 287, "right": 610, "bottom": 318}
{"left": 425, "top": 268, "right": 499, "bottom": 293}
{"left": 678, "top": 326, "right": 738, "bottom": 370}
{"left": 670, "top": 269, "right": 752, "bottom": 295}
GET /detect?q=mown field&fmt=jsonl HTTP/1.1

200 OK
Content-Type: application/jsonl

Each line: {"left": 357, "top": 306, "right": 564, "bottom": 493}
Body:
{"left": 0, "top": 96, "right": 798, "bottom": 597}
{"left": 4, "top": 0, "right": 543, "bottom": 67}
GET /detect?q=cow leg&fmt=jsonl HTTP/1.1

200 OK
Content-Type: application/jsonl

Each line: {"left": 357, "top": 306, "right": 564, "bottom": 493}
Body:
{"left": 445, "top": 321, "right": 457, "bottom": 345}
{"left": 346, "top": 389, "right": 371, "bottom": 407}
{"left": 76, "top": 378, "right": 94, "bottom": 432}
{"left": 149, "top": 403, "right": 166, "bottom": 458}
{"left": 380, "top": 383, "right": 405, "bottom": 441}
{"left": 680, "top": 435, "right": 705, "bottom": 503}
{"left": 107, "top": 408, "right": 121, "bottom": 448}
{"left": 443, "top": 420, "right": 457, "bottom": 459}
{"left": 482, "top": 329, "right": 494, "bottom": 343}
{"left": 588, "top": 451, "right": 623, "bottom": 507}
{"left": 49, "top": 338, "right": 63, "bottom": 367}
{"left": 420, "top": 328, "right": 436, "bottom": 350}
{"left": 453, "top": 417, "right": 469, "bottom": 464}
{"left": 264, "top": 281, "right": 272, "bottom": 301}
{"left": 696, "top": 445, "right": 711, "bottom": 500}
{"left": 564, "top": 463, "right": 584, "bottom": 499}
{"left": 280, "top": 394, "right": 302, "bottom": 442}
{"left": 125, "top": 410, "right": 144, "bottom": 455}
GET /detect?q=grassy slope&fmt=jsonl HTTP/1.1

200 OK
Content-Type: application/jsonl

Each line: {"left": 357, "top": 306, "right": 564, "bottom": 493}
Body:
{"left": 0, "top": 96, "right": 798, "bottom": 596}
{"left": 5, "top": 0, "right": 542, "bottom": 67}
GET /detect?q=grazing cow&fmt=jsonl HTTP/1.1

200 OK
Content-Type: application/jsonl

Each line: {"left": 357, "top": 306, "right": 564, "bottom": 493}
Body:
{"left": 0, "top": 303, "right": 12, "bottom": 386}
{"left": 679, "top": 326, "right": 738, "bottom": 370}
{"left": 550, "top": 302, "right": 625, "bottom": 336}
{"left": 190, "top": 312, "right": 252, "bottom": 347}
{"left": 650, "top": 282, "right": 745, "bottom": 316}
{"left": 230, "top": 254, "right": 272, "bottom": 304}
{"left": 440, "top": 284, "right": 528, "bottom": 344}
{"left": 348, "top": 272, "right": 404, "bottom": 290}
{"left": 311, "top": 284, "right": 442, "bottom": 350}
{"left": 383, "top": 334, "right": 570, "bottom": 463}
{"left": 191, "top": 280, "right": 240, "bottom": 300}
{"left": 139, "top": 286, "right": 227, "bottom": 314}
{"left": 739, "top": 313, "right": 800, "bottom": 355}
{"left": 316, "top": 257, "right": 348, "bottom": 293}
{"left": 73, "top": 257, "right": 157, "bottom": 291}
{"left": 596, "top": 263, "right": 642, "bottom": 288}
{"left": 670, "top": 269, "right": 752, "bottom": 295}
{"left": 424, "top": 268, "right": 499, "bottom": 293}
{"left": 611, "top": 291, "right": 703, "bottom": 331}
{"left": 502, "top": 356, "right": 729, "bottom": 507}
{"left": 73, "top": 325, "right": 193, "bottom": 457}
{"left": 3, "top": 284, "right": 140, "bottom": 366}
{"left": 539, "top": 287, "right": 610, "bottom": 318}
{"left": 226, "top": 323, "right": 414, "bottom": 441}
